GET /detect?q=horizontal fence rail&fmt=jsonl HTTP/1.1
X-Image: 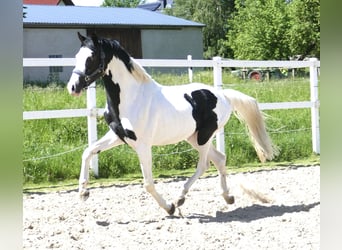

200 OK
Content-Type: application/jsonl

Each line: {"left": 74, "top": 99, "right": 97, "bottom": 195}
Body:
{"left": 23, "top": 58, "right": 320, "bottom": 68}
{"left": 23, "top": 57, "right": 320, "bottom": 176}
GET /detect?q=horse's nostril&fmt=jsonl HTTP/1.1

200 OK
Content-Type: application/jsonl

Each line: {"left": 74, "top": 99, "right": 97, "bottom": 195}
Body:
{"left": 72, "top": 85, "right": 75, "bottom": 91}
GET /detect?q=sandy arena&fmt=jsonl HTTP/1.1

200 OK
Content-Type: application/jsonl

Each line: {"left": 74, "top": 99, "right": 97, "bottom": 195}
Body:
{"left": 23, "top": 165, "right": 320, "bottom": 250}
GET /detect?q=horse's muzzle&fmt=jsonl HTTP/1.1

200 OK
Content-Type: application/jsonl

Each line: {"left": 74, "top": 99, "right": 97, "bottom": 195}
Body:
{"left": 70, "top": 85, "right": 81, "bottom": 96}
{"left": 67, "top": 73, "right": 83, "bottom": 96}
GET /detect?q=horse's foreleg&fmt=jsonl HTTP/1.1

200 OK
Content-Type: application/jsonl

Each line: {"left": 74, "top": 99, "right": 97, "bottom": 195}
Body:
{"left": 136, "top": 145, "right": 175, "bottom": 215}
{"left": 79, "top": 130, "right": 123, "bottom": 200}
{"left": 208, "top": 144, "right": 235, "bottom": 204}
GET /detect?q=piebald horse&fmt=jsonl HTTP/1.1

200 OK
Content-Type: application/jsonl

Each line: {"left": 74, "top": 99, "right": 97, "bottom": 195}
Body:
{"left": 67, "top": 33, "right": 278, "bottom": 215}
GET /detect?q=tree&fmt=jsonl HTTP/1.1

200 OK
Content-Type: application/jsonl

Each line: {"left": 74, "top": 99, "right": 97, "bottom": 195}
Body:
{"left": 167, "top": 0, "right": 235, "bottom": 59}
{"left": 226, "top": 0, "right": 320, "bottom": 60}
{"left": 287, "top": 0, "right": 320, "bottom": 58}
{"left": 227, "top": 0, "right": 291, "bottom": 60}
{"left": 102, "top": 0, "right": 140, "bottom": 7}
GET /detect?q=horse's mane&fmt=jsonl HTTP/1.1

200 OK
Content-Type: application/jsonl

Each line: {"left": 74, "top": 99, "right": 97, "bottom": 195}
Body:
{"left": 101, "top": 38, "right": 152, "bottom": 84}
{"left": 129, "top": 57, "right": 152, "bottom": 83}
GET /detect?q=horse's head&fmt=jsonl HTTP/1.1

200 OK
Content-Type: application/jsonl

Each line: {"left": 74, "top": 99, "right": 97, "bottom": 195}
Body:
{"left": 68, "top": 32, "right": 152, "bottom": 96}
{"left": 67, "top": 32, "right": 105, "bottom": 96}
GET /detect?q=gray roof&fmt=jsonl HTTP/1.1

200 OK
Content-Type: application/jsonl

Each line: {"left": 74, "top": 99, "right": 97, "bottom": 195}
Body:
{"left": 23, "top": 5, "right": 204, "bottom": 28}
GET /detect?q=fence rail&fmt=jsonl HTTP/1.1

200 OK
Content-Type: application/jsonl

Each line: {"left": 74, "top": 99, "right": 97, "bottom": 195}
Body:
{"left": 23, "top": 57, "right": 320, "bottom": 176}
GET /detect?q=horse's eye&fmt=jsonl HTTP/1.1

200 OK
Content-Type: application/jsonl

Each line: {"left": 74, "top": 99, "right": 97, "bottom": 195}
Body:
{"left": 86, "top": 57, "right": 93, "bottom": 67}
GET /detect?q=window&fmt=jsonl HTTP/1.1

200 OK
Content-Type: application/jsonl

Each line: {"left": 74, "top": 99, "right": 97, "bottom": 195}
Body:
{"left": 49, "top": 55, "right": 63, "bottom": 73}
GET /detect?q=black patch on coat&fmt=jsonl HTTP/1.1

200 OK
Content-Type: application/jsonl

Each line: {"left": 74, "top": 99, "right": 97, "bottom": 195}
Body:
{"left": 184, "top": 89, "right": 218, "bottom": 145}
{"left": 103, "top": 71, "right": 137, "bottom": 143}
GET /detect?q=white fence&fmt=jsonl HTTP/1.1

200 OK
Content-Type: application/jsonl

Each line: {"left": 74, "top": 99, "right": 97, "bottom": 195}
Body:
{"left": 23, "top": 57, "right": 320, "bottom": 176}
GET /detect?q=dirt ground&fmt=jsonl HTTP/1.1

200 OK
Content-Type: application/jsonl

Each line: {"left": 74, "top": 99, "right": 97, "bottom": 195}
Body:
{"left": 23, "top": 165, "right": 320, "bottom": 250}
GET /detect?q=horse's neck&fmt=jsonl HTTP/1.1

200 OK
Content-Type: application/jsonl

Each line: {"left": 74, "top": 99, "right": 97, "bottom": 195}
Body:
{"left": 105, "top": 58, "right": 157, "bottom": 105}
{"left": 106, "top": 57, "right": 151, "bottom": 84}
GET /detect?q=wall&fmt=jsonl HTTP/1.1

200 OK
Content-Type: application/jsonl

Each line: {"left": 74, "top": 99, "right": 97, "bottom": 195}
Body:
{"left": 23, "top": 28, "right": 85, "bottom": 82}
{"left": 141, "top": 27, "right": 203, "bottom": 59}
{"left": 141, "top": 27, "right": 203, "bottom": 74}
{"left": 23, "top": 26, "right": 203, "bottom": 82}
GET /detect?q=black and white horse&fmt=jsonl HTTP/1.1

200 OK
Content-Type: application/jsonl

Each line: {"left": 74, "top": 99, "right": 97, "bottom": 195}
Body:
{"left": 67, "top": 33, "right": 278, "bottom": 215}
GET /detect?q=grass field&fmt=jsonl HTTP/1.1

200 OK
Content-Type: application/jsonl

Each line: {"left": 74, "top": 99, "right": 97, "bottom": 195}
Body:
{"left": 23, "top": 70, "right": 319, "bottom": 184}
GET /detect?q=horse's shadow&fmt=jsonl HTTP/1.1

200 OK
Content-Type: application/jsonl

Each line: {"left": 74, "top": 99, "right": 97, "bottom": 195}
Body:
{"left": 183, "top": 202, "right": 320, "bottom": 223}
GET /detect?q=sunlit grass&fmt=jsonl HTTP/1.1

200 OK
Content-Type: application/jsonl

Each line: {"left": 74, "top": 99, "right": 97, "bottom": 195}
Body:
{"left": 23, "top": 72, "right": 318, "bottom": 184}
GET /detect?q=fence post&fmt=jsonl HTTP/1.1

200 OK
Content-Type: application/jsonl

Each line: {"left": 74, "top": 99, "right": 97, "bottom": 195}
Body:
{"left": 87, "top": 82, "right": 99, "bottom": 176}
{"left": 187, "top": 55, "right": 193, "bottom": 83}
{"left": 213, "top": 57, "right": 225, "bottom": 153}
{"left": 309, "top": 58, "right": 320, "bottom": 154}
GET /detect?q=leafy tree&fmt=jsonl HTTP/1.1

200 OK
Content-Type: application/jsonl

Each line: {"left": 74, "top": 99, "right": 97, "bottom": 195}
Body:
{"left": 287, "top": 0, "right": 320, "bottom": 58}
{"left": 167, "top": 0, "right": 235, "bottom": 59}
{"left": 227, "top": 0, "right": 291, "bottom": 60}
{"left": 227, "top": 0, "right": 320, "bottom": 60}
{"left": 102, "top": 0, "right": 140, "bottom": 7}
{"left": 102, "top": 0, "right": 320, "bottom": 60}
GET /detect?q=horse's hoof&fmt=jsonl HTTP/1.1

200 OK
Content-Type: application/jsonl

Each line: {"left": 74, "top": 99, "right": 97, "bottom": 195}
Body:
{"left": 224, "top": 195, "right": 235, "bottom": 204}
{"left": 80, "top": 190, "right": 90, "bottom": 201}
{"left": 167, "top": 203, "right": 176, "bottom": 216}
{"left": 176, "top": 197, "right": 185, "bottom": 207}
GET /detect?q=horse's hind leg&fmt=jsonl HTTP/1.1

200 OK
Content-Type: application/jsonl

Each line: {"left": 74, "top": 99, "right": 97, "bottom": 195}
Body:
{"left": 208, "top": 144, "right": 235, "bottom": 204}
{"left": 175, "top": 135, "right": 211, "bottom": 208}
{"left": 79, "top": 130, "right": 123, "bottom": 200}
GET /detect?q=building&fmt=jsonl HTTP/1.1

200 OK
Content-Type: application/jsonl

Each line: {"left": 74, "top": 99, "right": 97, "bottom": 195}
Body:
{"left": 23, "top": 0, "right": 74, "bottom": 5}
{"left": 23, "top": 4, "right": 204, "bottom": 82}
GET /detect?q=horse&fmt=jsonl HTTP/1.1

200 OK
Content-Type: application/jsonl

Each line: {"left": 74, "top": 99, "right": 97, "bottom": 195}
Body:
{"left": 67, "top": 32, "right": 278, "bottom": 215}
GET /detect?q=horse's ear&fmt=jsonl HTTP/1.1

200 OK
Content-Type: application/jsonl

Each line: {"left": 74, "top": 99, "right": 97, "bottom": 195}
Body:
{"left": 90, "top": 33, "right": 99, "bottom": 47}
{"left": 77, "top": 32, "right": 86, "bottom": 43}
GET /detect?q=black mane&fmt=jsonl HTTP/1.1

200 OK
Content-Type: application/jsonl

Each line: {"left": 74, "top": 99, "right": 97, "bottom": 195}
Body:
{"left": 83, "top": 35, "right": 134, "bottom": 73}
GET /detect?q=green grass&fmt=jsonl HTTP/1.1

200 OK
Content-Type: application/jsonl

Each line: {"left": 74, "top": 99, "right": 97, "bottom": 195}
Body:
{"left": 23, "top": 71, "right": 319, "bottom": 185}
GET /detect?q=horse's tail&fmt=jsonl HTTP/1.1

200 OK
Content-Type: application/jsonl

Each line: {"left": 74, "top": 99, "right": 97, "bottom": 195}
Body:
{"left": 239, "top": 181, "right": 273, "bottom": 203}
{"left": 223, "top": 89, "right": 279, "bottom": 162}
{"left": 232, "top": 174, "right": 274, "bottom": 203}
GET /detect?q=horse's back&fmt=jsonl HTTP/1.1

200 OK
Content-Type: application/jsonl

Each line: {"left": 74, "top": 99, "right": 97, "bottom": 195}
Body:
{"left": 147, "top": 82, "right": 232, "bottom": 145}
